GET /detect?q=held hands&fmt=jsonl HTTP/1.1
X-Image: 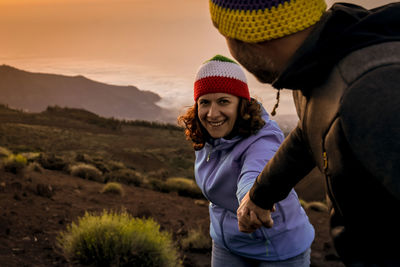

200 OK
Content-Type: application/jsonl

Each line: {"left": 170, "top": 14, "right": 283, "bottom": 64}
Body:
{"left": 237, "top": 191, "right": 275, "bottom": 233}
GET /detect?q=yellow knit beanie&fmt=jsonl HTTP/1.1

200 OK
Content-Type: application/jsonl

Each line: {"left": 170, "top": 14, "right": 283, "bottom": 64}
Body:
{"left": 210, "top": 0, "right": 327, "bottom": 43}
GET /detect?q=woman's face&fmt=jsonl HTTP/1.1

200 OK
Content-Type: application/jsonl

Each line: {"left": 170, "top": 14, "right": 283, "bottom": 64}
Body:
{"left": 197, "top": 93, "right": 240, "bottom": 139}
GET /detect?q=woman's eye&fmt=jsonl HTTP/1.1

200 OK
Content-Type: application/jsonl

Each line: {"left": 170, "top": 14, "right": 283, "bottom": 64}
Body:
{"left": 219, "top": 99, "right": 229, "bottom": 104}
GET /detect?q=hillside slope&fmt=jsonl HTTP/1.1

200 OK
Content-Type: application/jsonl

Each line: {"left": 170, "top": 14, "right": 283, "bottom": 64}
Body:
{"left": 0, "top": 65, "right": 175, "bottom": 122}
{"left": 0, "top": 105, "right": 344, "bottom": 266}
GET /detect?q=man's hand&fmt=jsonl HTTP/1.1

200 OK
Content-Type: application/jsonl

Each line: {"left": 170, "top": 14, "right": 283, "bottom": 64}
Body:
{"left": 237, "top": 191, "right": 275, "bottom": 233}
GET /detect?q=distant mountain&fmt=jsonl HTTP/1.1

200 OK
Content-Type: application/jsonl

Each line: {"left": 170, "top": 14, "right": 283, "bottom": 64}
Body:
{"left": 0, "top": 65, "right": 176, "bottom": 123}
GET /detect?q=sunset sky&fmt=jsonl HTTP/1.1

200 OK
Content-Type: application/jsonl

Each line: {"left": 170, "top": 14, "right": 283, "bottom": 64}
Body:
{"left": 0, "top": 0, "right": 394, "bottom": 117}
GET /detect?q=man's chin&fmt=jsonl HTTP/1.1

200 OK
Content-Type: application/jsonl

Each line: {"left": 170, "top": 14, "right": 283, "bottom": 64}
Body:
{"left": 252, "top": 70, "right": 278, "bottom": 84}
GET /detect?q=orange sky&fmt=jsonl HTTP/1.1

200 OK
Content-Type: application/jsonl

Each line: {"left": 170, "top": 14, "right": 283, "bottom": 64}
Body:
{"left": 0, "top": 0, "right": 393, "bottom": 115}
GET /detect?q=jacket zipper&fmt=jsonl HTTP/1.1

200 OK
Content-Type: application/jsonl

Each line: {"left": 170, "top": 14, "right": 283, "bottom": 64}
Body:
{"left": 206, "top": 150, "right": 211, "bottom": 162}
{"left": 322, "top": 148, "right": 344, "bottom": 217}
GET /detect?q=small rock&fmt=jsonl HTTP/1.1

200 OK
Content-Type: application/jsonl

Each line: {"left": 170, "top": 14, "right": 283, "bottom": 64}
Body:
{"left": 36, "top": 184, "right": 54, "bottom": 198}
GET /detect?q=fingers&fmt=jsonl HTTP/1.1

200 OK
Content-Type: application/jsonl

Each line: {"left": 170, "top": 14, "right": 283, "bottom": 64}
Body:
{"left": 237, "top": 209, "right": 264, "bottom": 233}
{"left": 238, "top": 212, "right": 260, "bottom": 233}
{"left": 258, "top": 211, "right": 274, "bottom": 228}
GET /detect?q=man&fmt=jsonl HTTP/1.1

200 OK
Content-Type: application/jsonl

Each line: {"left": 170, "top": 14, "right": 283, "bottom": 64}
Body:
{"left": 209, "top": 0, "right": 400, "bottom": 266}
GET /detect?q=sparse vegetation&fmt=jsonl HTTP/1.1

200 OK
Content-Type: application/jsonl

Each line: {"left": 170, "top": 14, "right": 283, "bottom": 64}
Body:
{"left": 36, "top": 153, "right": 69, "bottom": 171}
{"left": 0, "top": 146, "right": 11, "bottom": 158}
{"left": 164, "top": 177, "right": 203, "bottom": 198}
{"left": 57, "top": 210, "right": 182, "bottom": 267}
{"left": 27, "top": 162, "right": 44, "bottom": 173}
{"left": 2, "top": 154, "right": 28, "bottom": 174}
{"left": 0, "top": 104, "right": 194, "bottom": 180}
{"left": 181, "top": 227, "right": 211, "bottom": 251}
{"left": 69, "top": 163, "right": 103, "bottom": 182}
{"left": 101, "top": 182, "right": 124, "bottom": 196}
{"left": 105, "top": 168, "right": 144, "bottom": 186}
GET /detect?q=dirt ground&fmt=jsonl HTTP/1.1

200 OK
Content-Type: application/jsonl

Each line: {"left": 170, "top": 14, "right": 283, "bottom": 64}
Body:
{"left": 0, "top": 168, "right": 344, "bottom": 267}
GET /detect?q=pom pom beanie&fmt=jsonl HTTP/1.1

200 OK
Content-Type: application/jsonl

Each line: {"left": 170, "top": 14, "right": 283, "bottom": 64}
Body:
{"left": 210, "top": 0, "right": 327, "bottom": 43}
{"left": 194, "top": 55, "right": 250, "bottom": 101}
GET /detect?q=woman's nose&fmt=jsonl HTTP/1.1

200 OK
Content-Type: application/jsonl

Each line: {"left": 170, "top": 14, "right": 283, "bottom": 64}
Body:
{"left": 207, "top": 103, "right": 220, "bottom": 118}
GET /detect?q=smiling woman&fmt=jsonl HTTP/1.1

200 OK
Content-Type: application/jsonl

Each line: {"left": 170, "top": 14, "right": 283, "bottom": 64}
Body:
{"left": 178, "top": 54, "right": 315, "bottom": 267}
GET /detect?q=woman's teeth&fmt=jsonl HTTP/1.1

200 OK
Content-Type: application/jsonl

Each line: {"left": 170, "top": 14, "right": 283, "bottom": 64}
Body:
{"left": 209, "top": 121, "right": 224, "bottom": 127}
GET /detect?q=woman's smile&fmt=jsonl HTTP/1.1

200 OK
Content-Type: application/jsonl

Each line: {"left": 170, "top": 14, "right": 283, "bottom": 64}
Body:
{"left": 207, "top": 120, "right": 226, "bottom": 127}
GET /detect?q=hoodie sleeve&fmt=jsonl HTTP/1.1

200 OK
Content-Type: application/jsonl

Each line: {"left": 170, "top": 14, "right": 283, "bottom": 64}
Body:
{"left": 249, "top": 125, "right": 316, "bottom": 210}
{"left": 236, "top": 128, "right": 283, "bottom": 203}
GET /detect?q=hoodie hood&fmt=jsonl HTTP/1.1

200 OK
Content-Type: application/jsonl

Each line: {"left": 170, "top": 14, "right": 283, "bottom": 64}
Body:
{"left": 273, "top": 2, "right": 400, "bottom": 92}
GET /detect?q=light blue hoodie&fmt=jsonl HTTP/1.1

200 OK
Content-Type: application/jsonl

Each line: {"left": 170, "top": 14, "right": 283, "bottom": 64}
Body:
{"left": 194, "top": 106, "right": 314, "bottom": 260}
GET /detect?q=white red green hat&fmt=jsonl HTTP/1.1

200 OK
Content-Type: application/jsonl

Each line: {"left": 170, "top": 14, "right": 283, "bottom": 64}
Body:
{"left": 194, "top": 55, "right": 250, "bottom": 101}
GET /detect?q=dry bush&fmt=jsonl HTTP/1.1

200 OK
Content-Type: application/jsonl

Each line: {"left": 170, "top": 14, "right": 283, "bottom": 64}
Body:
{"left": 36, "top": 153, "right": 68, "bottom": 171}
{"left": 164, "top": 177, "right": 203, "bottom": 199}
{"left": 181, "top": 227, "right": 211, "bottom": 251}
{"left": 27, "top": 162, "right": 44, "bottom": 173}
{"left": 70, "top": 163, "right": 103, "bottom": 182}
{"left": 101, "top": 182, "right": 124, "bottom": 196}
{"left": 2, "top": 154, "right": 28, "bottom": 174}
{"left": 105, "top": 168, "right": 144, "bottom": 186}
{"left": 107, "top": 160, "right": 126, "bottom": 171}
{"left": 0, "top": 146, "right": 11, "bottom": 158}
{"left": 57, "top": 210, "right": 182, "bottom": 267}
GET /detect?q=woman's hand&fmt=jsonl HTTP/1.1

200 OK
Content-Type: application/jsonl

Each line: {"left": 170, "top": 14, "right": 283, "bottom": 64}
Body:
{"left": 237, "top": 191, "right": 275, "bottom": 233}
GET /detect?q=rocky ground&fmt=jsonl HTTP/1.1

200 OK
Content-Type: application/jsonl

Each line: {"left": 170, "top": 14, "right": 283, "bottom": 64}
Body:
{"left": 0, "top": 168, "right": 344, "bottom": 267}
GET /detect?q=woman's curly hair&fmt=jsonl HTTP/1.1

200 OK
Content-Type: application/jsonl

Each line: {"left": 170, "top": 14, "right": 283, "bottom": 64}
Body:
{"left": 177, "top": 98, "right": 265, "bottom": 150}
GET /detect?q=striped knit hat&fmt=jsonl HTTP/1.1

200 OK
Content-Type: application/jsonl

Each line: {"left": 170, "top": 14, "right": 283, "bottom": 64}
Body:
{"left": 194, "top": 55, "right": 250, "bottom": 101}
{"left": 210, "top": 0, "right": 327, "bottom": 43}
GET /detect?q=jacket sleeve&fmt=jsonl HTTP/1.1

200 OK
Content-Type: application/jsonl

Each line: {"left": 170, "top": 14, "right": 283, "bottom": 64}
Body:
{"left": 236, "top": 129, "right": 283, "bottom": 203}
{"left": 249, "top": 125, "right": 316, "bottom": 210}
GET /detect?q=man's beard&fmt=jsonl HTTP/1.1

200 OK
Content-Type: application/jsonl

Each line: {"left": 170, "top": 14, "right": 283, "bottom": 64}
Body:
{"left": 230, "top": 42, "right": 280, "bottom": 84}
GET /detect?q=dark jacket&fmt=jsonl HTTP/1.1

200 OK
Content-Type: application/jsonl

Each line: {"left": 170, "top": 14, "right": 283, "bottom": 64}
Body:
{"left": 249, "top": 3, "right": 400, "bottom": 262}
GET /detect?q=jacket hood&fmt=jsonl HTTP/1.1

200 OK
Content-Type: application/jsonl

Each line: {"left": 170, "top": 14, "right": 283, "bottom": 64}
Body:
{"left": 273, "top": 2, "right": 400, "bottom": 92}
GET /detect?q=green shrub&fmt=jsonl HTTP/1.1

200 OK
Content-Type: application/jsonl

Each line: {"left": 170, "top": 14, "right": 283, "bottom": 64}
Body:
{"left": 164, "top": 177, "right": 203, "bottom": 199}
{"left": 101, "top": 182, "right": 124, "bottom": 196}
{"left": 2, "top": 154, "right": 28, "bottom": 174}
{"left": 70, "top": 163, "right": 103, "bottom": 182}
{"left": 181, "top": 227, "right": 211, "bottom": 251}
{"left": 105, "top": 168, "right": 144, "bottom": 186}
{"left": 57, "top": 210, "right": 182, "bottom": 267}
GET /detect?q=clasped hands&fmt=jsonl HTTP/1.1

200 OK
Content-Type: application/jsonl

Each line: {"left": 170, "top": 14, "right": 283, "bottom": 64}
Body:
{"left": 237, "top": 191, "right": 275, "bottom": 233}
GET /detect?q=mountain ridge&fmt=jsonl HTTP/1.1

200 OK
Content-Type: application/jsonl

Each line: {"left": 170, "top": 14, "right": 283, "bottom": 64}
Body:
{"left": 0, "top": 65, "right": 176, "bottom": 123}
